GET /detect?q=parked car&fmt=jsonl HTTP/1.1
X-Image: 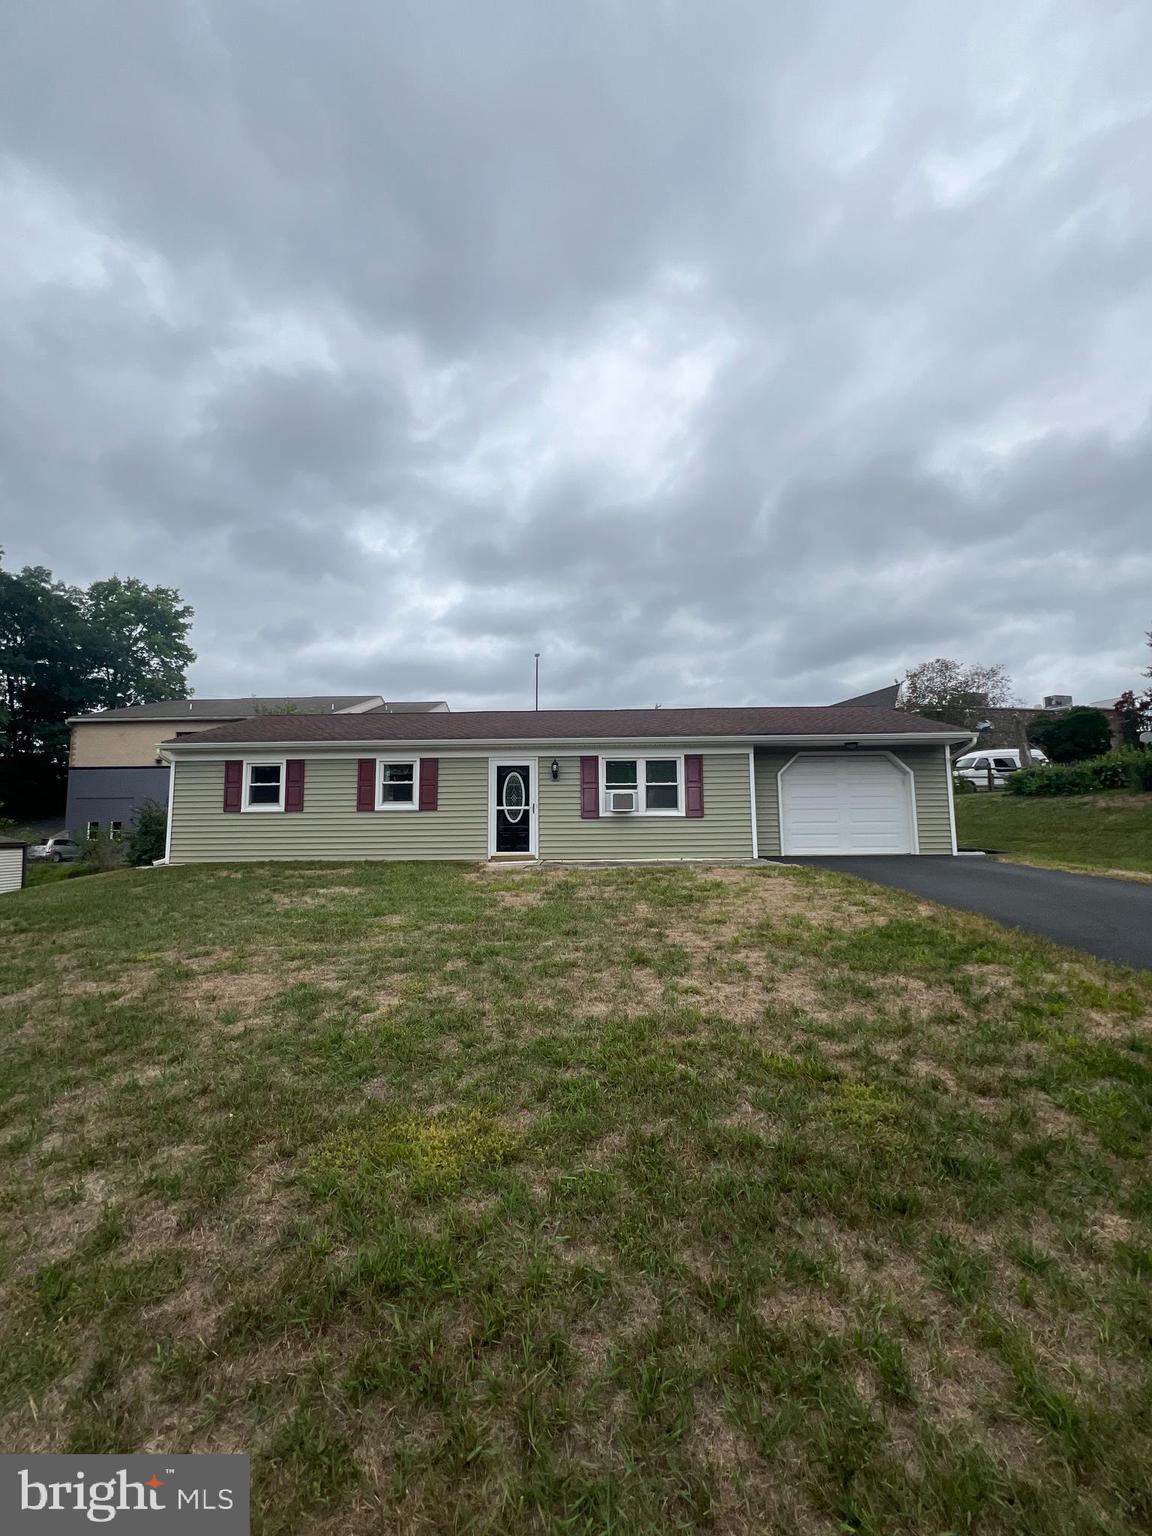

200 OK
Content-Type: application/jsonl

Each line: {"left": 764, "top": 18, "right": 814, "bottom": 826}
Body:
{"left": 26, "top": 835, "right": 83, "bottom": 863}
{"left": 954, "top": 748, "right": 1049, "bottom": 790}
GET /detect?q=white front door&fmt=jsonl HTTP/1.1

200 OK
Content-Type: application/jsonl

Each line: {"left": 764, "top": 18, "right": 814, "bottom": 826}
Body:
{"left": 489, "top": 759, "right": 537, "bottom": 857}
{"left": 779, "top": 753, "right": 916, "bottom": 855}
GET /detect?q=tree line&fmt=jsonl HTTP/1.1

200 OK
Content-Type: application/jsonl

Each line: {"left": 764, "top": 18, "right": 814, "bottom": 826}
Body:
{"left": 0, "top": 553, "right": 194, "bottom": 818}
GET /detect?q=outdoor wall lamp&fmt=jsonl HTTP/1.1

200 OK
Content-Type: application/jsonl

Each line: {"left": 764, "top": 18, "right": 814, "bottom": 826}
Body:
{"left": 550, "top": 759, "right": 560, "bottom": 781}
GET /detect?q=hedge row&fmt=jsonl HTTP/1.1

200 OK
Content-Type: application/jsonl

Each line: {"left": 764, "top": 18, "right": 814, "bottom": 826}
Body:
{"left": 1006, "top": 747, "right": 1152, "bottom": 797}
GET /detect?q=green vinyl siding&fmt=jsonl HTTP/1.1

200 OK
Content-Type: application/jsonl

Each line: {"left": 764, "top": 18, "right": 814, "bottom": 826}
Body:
{"left": 754, "top": 745, "right": 954, "bottom": 856}
{"left": 169, "top": 743, "right": 953, "bottom": 865}
{"left": 537, "top": 752, "right": 754, "bottom": 862}
{"left": 904, "top": 746, "right": 955, "bottom": 854}
{"left": 169, "top": 756, "right": 487, "bottom": 863}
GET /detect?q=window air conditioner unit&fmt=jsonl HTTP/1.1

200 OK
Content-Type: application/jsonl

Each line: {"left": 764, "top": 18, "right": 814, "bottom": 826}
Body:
{"left": 607, "top": 789, "right": 637, "bottom": 813}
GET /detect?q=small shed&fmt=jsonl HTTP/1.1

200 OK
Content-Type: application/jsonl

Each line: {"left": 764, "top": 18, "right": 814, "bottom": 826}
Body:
{"left": 0, "top": 839, "right": 27, "bottom": 895}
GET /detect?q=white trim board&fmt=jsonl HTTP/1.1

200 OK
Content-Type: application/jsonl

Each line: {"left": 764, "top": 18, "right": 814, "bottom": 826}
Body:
{"left": 162, "top": 755, "right": 175, "bottom": 865}
{"left": 747, "top": 748, "right": 759, "bottom": 860}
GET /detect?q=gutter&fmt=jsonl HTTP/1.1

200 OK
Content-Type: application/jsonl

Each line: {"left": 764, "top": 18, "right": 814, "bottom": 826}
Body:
{"left": 161, "top": 729, "right": 974, "bottom": 755}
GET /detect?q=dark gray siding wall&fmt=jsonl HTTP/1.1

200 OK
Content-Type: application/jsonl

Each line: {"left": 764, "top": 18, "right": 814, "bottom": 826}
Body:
{"left": 65, "top": 766, "right": 171, "bottom": 838}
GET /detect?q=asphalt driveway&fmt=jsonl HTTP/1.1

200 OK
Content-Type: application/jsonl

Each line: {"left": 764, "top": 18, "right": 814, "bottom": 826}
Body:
{"left": 779, "top": 857, "right": 1152, "bottom": 970}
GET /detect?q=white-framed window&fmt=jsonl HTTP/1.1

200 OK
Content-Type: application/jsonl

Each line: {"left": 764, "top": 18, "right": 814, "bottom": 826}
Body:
{"left": 85, "top": 821, "right": 99, "bottom": 841}
{"left": 243, "top": 759, "right": 286, "bottom": 812}
{"left": 109, "top": 821, "right": 124, "bottom": 840}
{"left": 601, "top": 756, "right": 683, "bottom": 816}
{"left": 376, "top": 757, "right": 420, "bottom": 810}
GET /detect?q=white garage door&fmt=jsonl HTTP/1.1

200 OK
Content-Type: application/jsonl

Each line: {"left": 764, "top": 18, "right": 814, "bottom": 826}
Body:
{"left": 780, "top": 754, "right": 915, "bottom": 855}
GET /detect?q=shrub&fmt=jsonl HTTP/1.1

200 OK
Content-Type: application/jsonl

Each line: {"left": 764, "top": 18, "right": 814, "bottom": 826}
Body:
{"left": 952, "top": 774, "right": 977, "bottom": 795}
{"left": 126, "top": 799, "right": 167, "bottom": 866}
{"left": 1007, "top": 748, "right": 1152, "bottom": 796}
{"left": 76, "top": 831, "right": 126, "bottom": 873}
{"left": 65, "top": 861, "right": 103, "bottom": 879}
{"left": 1030, "top": 707, "right": 1114, "bottom": 763}
{"left": 1125, "top": 748, "right": 1152, "bottom": 792}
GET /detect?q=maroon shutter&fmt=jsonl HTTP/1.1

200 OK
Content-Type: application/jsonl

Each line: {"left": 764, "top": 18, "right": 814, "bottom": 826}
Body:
{"left": 285, "top": 759, "right": 305, "bottom": 812}
{"left": 356, "top": 759, "right": 376, "bottom": 811}
{"left": 580, "top": 756, "right": 600, "bottom": 818}
{"left": 685, "top": 754, "right": 704, "bottom": 818}
{"left": 223, "top": 760, "right": 243, "bottom": 813}
{"left": 418, "top": 757, "right": 439, "bottom": 811}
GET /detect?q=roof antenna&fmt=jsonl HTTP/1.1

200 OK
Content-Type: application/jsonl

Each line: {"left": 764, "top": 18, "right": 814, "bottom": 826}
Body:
{"left": 534, "top": 652, "right": 540, "bottom": 711}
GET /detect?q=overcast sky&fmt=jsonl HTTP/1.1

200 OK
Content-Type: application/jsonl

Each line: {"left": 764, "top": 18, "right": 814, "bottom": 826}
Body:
{"left": 2, "top": 2, "right": 1150, "bottom": 710}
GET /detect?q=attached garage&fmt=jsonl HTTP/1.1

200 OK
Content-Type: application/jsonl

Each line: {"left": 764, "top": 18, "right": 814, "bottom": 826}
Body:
{"left": 778, "top": 752, "right": 917, "bottom": 856}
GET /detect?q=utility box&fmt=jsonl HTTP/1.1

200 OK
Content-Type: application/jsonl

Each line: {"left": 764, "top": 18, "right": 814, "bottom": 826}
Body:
{"left": 0, "top": 839, "right": 27, "bottom": 894}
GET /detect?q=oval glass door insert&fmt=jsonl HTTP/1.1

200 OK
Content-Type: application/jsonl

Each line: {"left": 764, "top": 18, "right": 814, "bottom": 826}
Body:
{"left": 502, "top": 770, "right": 526, "bottom": 822}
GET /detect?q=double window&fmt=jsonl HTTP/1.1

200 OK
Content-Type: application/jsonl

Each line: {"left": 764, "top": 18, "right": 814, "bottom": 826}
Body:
{"left": 244, "top": 760, "right": 285, "bottom": 811}
{"left": 602, "top": 757, "right": 682, "bottom": 815}
{"left": 376, "top": 758, "right": 419, "bottom": 810}
{"left": 84, "top": 820, "right": 125, "bottom": 838}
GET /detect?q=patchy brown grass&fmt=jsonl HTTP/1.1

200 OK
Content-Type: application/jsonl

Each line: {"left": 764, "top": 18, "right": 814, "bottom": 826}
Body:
{"left": 1, "top": 859, "right": 1150, "bottom": 1532}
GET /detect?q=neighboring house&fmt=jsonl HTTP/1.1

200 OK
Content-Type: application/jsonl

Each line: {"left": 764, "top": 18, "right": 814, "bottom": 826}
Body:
{"left": 65, "top": 696, "right": 449, "bottom": 839}
{"left": 830, "top": 684, "right": 902, "bottom": 709}
{"left": 159, "top": 705, "right": 971, "bottom": 864}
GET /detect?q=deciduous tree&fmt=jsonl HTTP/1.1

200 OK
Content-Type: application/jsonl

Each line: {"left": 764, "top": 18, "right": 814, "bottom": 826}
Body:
{"left": 1112, "top": 630, "right": 1152, "bottom": 747}
{"left": 83, "top": 577, "right": 194, "bottom": 708}
{"left": 1030, "top": 707, "right": 1114, "bottom": 763}
{"left": 0, "top": 552, "right": 195, "bottom": 817}
{"left": 899, "top": 658, "right": 1014, "bottom": 728}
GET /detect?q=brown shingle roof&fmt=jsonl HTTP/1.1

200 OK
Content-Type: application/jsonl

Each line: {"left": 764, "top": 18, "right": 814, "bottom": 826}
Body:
{"left": 69, "top": 696, "right": 450, "bottom": 723}
{"left": 71, "top": 695, "right": 379, "bottom": 722}
{"left": 830, "top": 684, "right": 902, "bottom": 709}
{"left": 163, "top": 705, "right": 964, "bottom": 747}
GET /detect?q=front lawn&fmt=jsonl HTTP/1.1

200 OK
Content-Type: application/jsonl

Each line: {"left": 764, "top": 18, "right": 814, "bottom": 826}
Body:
{"left": 956, "top": 791, "right": 1152, "bottom": 876}
{"left": 2, "top": 862, "right": 1151, "bottom": 1534}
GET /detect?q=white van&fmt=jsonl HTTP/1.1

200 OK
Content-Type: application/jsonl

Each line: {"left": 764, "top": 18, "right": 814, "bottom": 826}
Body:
{"left": 954, "top": 748, "right": 1048, "bottom": 789}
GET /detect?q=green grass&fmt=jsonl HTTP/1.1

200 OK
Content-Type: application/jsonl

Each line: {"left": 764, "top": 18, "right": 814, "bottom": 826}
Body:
{"left": 956, "top": 790, "right": 1152, "bottom": 876}
{"left": 2, "top": 860, "right": 1151, "bottom": 1533}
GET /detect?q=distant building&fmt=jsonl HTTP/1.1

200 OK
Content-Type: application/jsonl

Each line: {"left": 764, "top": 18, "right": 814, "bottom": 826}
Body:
{"left": 974, "top": 696, "right": 1123, "bottom": 752}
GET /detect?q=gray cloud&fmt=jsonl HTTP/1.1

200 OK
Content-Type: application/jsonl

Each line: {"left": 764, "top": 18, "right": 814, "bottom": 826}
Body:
{"left": 2, "top": 0, "right": 1150, "bottom": 711}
